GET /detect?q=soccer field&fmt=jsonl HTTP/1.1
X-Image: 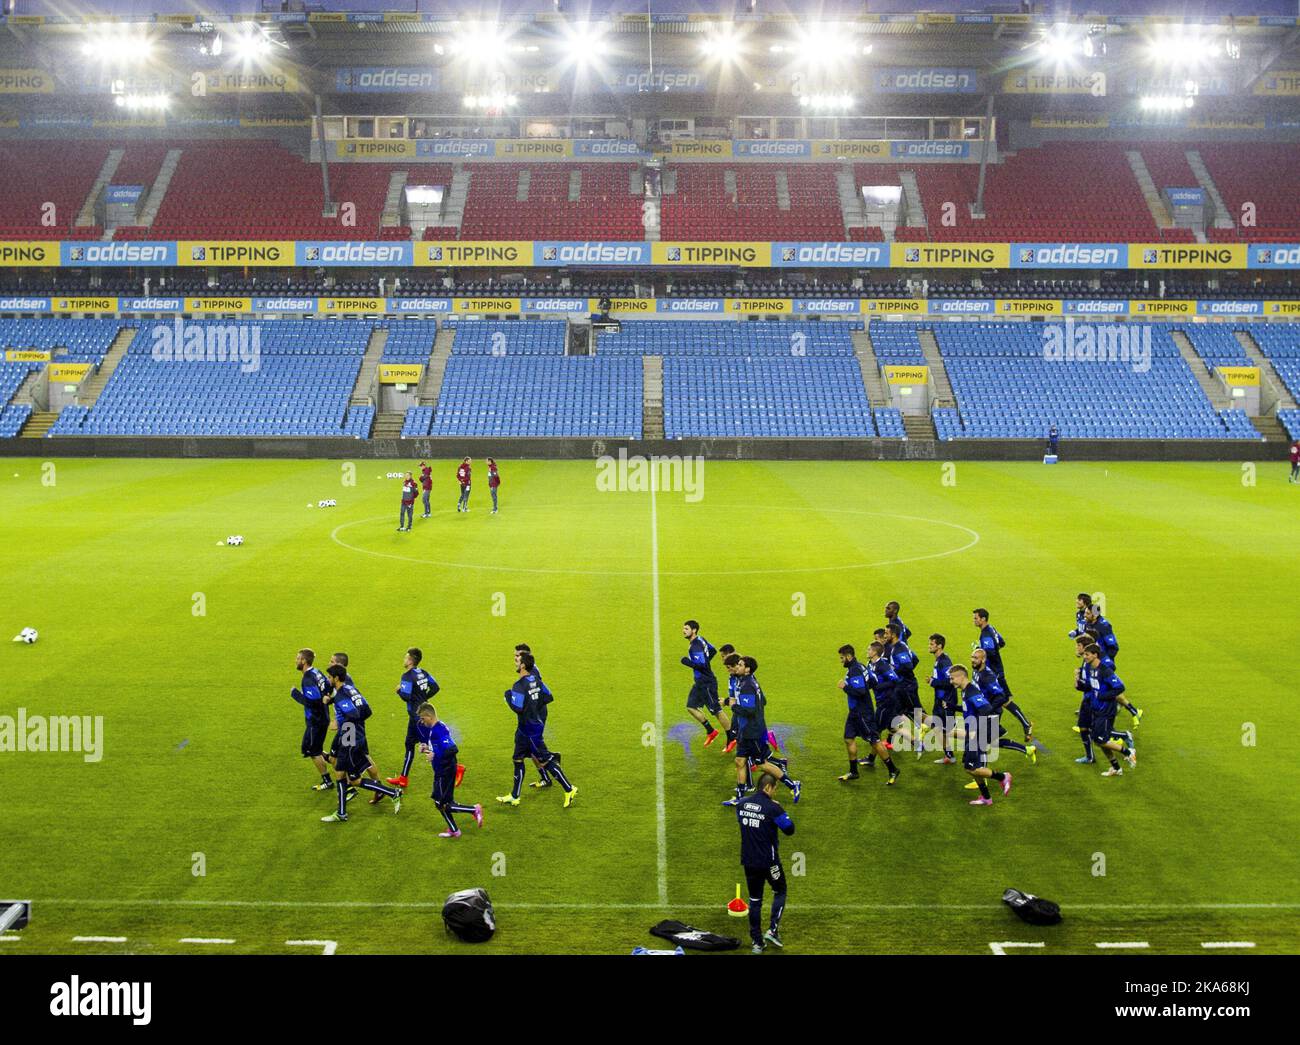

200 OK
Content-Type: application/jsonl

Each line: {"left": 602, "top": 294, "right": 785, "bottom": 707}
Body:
{"left": 2, "top": 456, "right": 1298, "bottom": 956}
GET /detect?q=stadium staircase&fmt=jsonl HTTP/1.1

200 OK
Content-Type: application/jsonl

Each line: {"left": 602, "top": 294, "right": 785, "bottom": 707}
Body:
{"left": 350, "top": 327, "right": 388, "bottom": 408}
{"left": 381, "top": 170, "right": 409, "bottom": 233}
{"left": 902, "top": 413, "right": 937, "bottom": 440}
{"left": 18, "top": 411, "right": 58, "bottom": 438}
{"left": 1126, "top": 150, "right": 1175, "bottom": 233}
{"left": 836, "top": 164, "right": 867, "bottom": 237}
{"left": 135, "top": 149, "right": 183, "bottom": 229}
{"left": 76, "top": 148, "right": 124, "bottom": 230}
{"left": 1250, "top": 413, "right": 1289, "bottom": 442}
{"left": 372, "top": 412, "right": 405, "bottom": 439}
{"left": 851, "top": 328, "right": 889, "bottom": 407}
{"left": 642, "top": 356, "right": 664, "bottom": 438}
{"left": 898, "top": 169, "right": 927, "bottom": 229}
{"left": 418, "top": 326, "right": 455, "bottom": 413}
{"left": 1234, "top": 329, "right": 1299, "bottom": 412}
{"left": 78, "top": 327, "right": 137, "bottom": 406}
{"left": 1185, "top": 150, "right": 1235, "bottom": 232}
{"left": 917, "top": 328, "right": 957, "bottom": 409}
{"left": 1170, "top": 329, "right": 1231, "bottom": 409}
{"left": 442, "top": 168, "right": 471, "bottom": 233}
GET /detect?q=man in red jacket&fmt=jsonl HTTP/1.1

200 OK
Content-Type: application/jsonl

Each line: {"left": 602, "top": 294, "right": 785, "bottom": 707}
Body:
{"left": 1290, "top": 440, "right": 1299, "bottom": 484}
{"left": 487, "top": 457, "right": 501, "bottom": 514}
{"left": 419, "top": 461, "right": 433, "bottom": 518}
{"left": 399, "top": 472, "right": 417, "bottom": 532}
{"left": 456, "top": 457, "right": 472, "bottom": 512}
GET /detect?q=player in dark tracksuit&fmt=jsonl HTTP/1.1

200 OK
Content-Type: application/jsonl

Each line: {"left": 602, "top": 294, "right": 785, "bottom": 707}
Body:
{"left": 884, "top": 601, "right": 911, "bottom": 644}
{"left": 320, "top": 665, "right": 402, "bottom": 822}
{"left": 682, "top": 620, "right": 732, "bottom": 748}
{"left": 737, "top": 774, "right": 795, "bottom": 953}
{"left": 291, "top": 648, "right": 334, "bottom": 789}
{"left": 723, "top": 655, "right": 800, "bottom": 806}
{"left": 1069, "top": 593, "right": 1094, "bottom": 640}
{"left": 949, "top": 664, "right": 1010, "bottom": 807}
{"left": 1082, "top": 644, "right": 1137, "bottom": 777}
{"left": 885, "top": 622, "right": 925, "bottom": 739}
{"left": 1083, "top": 603, "right": 1120, "bottom": 661}
{"left": 927, "top": 634, "right": 958, "bottom": 764}
{"left": 414, "top": 702, "right": 482, "bottom": 838}
{"left": 1074, "top": 632, "right": 1141, "bottom": 730}
{"left": 971, "top": 648, "right": 1034, "bottom": 764}
{"left": 862, "top": 642, "right": 902, "bottom": 784}
{"left": 973, "top": 609, "right": 1034, "bottom": 739}
{"left": 515, "top": 643, "right": 553, "bottom": 788}
{"left": 835, "top": 644, "right": 894, "bottom": 781}
{"left": 385, "top": 647, "right": 440, "bottom": 788}
{"left": 497, "top": 652, "right": 576, "bottom": 807}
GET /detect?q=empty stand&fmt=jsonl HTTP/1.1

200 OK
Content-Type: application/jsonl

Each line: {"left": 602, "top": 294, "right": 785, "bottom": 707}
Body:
{"left": 662, "top": 164, "right": 845, "bottom": 241}
{"left": 459, "top": 163, "right": 642, "bottom": 240}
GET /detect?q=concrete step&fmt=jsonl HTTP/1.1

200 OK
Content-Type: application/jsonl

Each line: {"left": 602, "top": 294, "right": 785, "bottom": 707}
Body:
{"left": 381, "top": 169, "right": 409, "bottom": 228}
{"left": 917, "top": 328, "right": 956, "bottom": 407}
{"left": 1126, "top": 149, "right": 1171, "bottom": 229}
{"left": 836, "top": 164, "right": 865, "bottom": 230}
{"left": 903, "top": 413, "right": 936, "bottom": 440}
{"left": 79, "top": 326, "right": 138, "bottom": 406}
{"left": 418, "top": 326, "right": 455, "bottom": 409}
{"left": 642, "top": 355, "right": 664, "bottom": 438}
{"left": 1251, "top": 413, "right": 1287, "bottom": 443}
{"left": 76, "top": 147, "right": 125, "bottom": 228}
{"left": 851, "top": 329, "right": 889, "bottom": 407}
{"left": 372, "top": 412, "right": 405, "bottom": 439}
{"left": 1186, "top": 149, "right": 1235, "bottom": 229}
{"left": 1170, "top": 329, "right": 1231, "bottom": 410}
{"left": 898, "top": 169, "right": 927, "bottom": 228}
{"left": 137, "top": 149, "right": 183, "bottom": 228}
{"left": 19, "top": 410, "right": 57, "bottom": 438}
{"left": 349, "top": 328, "right": 388, "bottom": 407}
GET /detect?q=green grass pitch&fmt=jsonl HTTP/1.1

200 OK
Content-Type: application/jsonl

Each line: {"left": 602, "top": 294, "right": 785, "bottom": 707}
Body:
{"left": 1, "top": 456, "right": 1298, "bottom": 955}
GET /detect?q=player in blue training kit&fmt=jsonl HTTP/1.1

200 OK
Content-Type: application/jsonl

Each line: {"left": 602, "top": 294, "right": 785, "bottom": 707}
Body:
{"left": 736, "top": 773, "right": 796, "bottom": 953}
{"left": 835, "top": 644, "right": 895, "bottom": 781}
{"left": 291, "top": 648, "right": 335, "bottom": 790}
{"left": 723, "top": 655, "right": 800, "bottom": 807}
{"left": 1069, "top": 593, "right": 1094, "bottom": 640}
{"left": 320, "top": 665, "right": 402, "bottom": 822}
{"left": 1083, "top": 602, "right": 1120, "bottom": 661}
{"left": 971, "top": 647, "right": 1036, "bottom": 766}
{"left": 682, "top": 620, "right": 733, "bottom": 749}
{"left": 497, "top": 652, "right": 577, "bottom": 808}
{"left": 385, "top": 646, "right": 440, "bottom": 789}
{"left": 1073, "top": 634, "right": 1140, "bottom": 762}
{"left": 973, "top": 608, "right": 1034, "bottom": 740}
{"left": 414, "top": 702, "right": 483, "bottom": 838}
{"left": 926, "top": 634, "right": 959, "bottom": 764}
{"left": 884, "top": 601, "right": 912, "bottom": 644}
{"left": 885, "top": 622, "right": 926, "bottom": 747}
{"left": 1081, "top": 644, "right": 1137, "bottom": 777}
{"left": 949, "top": 664, "right": 1011, "bottom": 807}
{"left": 515, "top": 643, "right": 554, "bottom": 788}
{"left": 860, "top": 641, "right": 902, "bottom": 783}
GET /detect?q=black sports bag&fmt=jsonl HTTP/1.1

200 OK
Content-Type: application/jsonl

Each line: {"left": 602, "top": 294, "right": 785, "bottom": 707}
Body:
{"left": 1002, "top": 887, "right": 1063, "bottom": 926}
{"left": 443, "top": 887, "right": 497, "bottom": 943}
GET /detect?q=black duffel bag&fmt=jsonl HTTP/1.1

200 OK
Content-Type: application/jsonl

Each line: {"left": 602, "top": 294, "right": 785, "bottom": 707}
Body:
{"left": 1002, "top": 887, "right": 1063, "bottom": 926}
{"left": 442, "top": 887, "right": 496, "bottom": 943}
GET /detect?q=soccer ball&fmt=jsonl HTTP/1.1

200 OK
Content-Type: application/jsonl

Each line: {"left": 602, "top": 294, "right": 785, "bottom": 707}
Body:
{"left": 226, "top": 535, "right": 244, "bottom": 546}
{"left": 15, "top": 627, "right": 37, "bottom": 644}
{"left": 318, "top": 499, "right": 337, "bottom": 508}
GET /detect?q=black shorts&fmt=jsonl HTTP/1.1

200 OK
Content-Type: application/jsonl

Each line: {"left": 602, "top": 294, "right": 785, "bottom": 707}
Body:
{"left": 328, "top": 732, "right": 341, "bottom": 760}
{"left": 301, "top": 720, "right": 328, "bottom": 758}
{"left": 335, "top": 742, "right": 373, "bottom": 779}
{"left": 404, "top": 716, "right": 422, "bottom": 750}
{"left": 744, "top": 862, "right": 787, "bottom": 898}
{"left": 844, "top": 708, "right": 879, "bottom": 743}
{"left": 737, "top": 737, "right": 770, "bottom": 765}
{"left": 512, "top": 727, "right": 550, "bottom": 762}
{"left": 875, "top": 700, "right": 899, "bottom": 735}
{"left": 962, "top": 745, "right": 988, "bottom": 771}
{"left": 686, "top": 680, "right": 721, "bottom": 715}
{"left": 1091, "top": 707, "right": 1117, "bottom": 743}
{"left": 997, "top": 674, "right": 1013, "bottom": 699}
{"left": 431, "top": 762, "right": 457, "bottom": 805}
{"left": 1077, "top": 696, "right": 1094, "bottom": 730}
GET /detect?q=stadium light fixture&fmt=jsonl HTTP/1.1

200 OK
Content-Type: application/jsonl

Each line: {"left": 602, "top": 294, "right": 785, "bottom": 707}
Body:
{"left": 1037, "top": 27, "right": 1077, "bottom": 65}
{"left": 114, "top": 93, "right": 170, "bottom": 112}
{"left": 1146, "top": 32, "right": 1221, "bottom": 67}
{"left": 701, "top": 31, "right": 743, "bottom": 63}
{"left": 778, "top": 25, "right": 870, "bottom": 62}
{"left": 81, "top": 30, "right": 154, "bottom": 63}
{"left": 562, "top": 22, "right": 607, "bottom": 63}
{"left": 1139, "top": 94, "right": 1195, "bottom": 112}
{"left": 799, "top": 93, "right": 855, "bottom": 112}
{"left": 229, "top": 26, "right": 273, "bottom": 63}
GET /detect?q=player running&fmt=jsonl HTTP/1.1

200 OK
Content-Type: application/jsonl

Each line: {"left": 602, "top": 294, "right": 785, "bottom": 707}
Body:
{"left": 497, "top": 652, "right": 577, "bottom": 808}
{"left": 414, "top": 702, "right": 483, "bottom": 839}
{"left": 1082, "top": 603, "right": 1120, "bottom": 661}
{"left": 926, "top": 634, "right": 958, "bottom": 764}
{"left": 973, "top": 608, "right": 1034, "bottom": 740}
{"left": 681, "top": 620, "right": 732, "bottom": 748}
{"left": 971, "top": 647, "right": 1036, "bottom": 765}
{"left": 863, "top": 642, "right": 902, "bottom": 784}
{"left": 723, "top": 655, "right": 800, "bottom": 807}
{"left": 949, "top": 664, "right": 1012, "bottom": 808}
{"left": 1081, "top": 644, "right": 1137, "bottom": 777}
{"left": 320, "top": 665, "right": 402, "bottom": 822}
{"left": 835, "top": 644, "right": 894, "bottom": 782}
{"left": 385, "top": 647, "right": 440, "bottom": 789}
{"left": 884, "top": 600, "right": 912, "bottom": 643}
{"left": 290, "top": 648, "right": 334, "bottom": 791}
{"left": 736, "top": 773, "right": 795, "bottom": 954}
{"left": 515, "top": 643, "right": 553, "bottom": 788}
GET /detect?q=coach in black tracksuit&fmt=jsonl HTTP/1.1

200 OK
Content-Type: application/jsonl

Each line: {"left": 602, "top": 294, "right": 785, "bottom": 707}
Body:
{"left": 736, "top": 773, "right": 795, "bottom": 953}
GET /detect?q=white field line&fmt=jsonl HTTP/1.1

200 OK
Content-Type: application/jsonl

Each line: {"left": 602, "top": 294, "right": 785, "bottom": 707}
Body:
{"left": 650, "top": 481, "right": 667, "bottom": 907}
{"left": 1096, "top": 942, "right": 1151, "bottom": 949}
{"left": 286, "top": 939, "right": 337, "bottom": 955}
{"left": 1201, "top": 942, "right": 1256, "bottom": 949}
{"left": 179, "top": 937, "right": 235, "bottom": 944}
{"left": 72, "top": 936, "right": 126, "bottom": 943}
{"left": 989, "top": 942, "right": 1045, "bottom": 955}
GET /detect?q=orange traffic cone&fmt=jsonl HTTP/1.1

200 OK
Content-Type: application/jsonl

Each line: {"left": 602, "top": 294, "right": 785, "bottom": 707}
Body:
{"left": 726, "top": 883, "right": 749, "bottom": 918}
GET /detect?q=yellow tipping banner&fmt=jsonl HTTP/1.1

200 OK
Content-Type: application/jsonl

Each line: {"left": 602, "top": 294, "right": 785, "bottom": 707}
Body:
{"left": 653, "top": 242, "right": 771, "bottom": 267}
{"left": 419, "top": 242, "right": 532, "bottom": 267}
{"left": 1216, "top": 366, "right": 1260, "bottom": 387}
{"left": 1127, "top": 244, "right": 1247, "bottom": 270}
{"left": 48, "top": 362, "right": 92, "bottom": 382}
{"left": 378, "top": 364, "right": 424, "bottom": 385}
{"left": 52, "top": 296, "right": 118, "bottom": 313}
{"left": 1128, "top": 299, "right": 1195, "bottom": 316}
{"left": 179, "top": 242, "right": 295, "bottom": 267}
{"left": 726, "top": 298, "right": 792, "bottom": 315}
{"left": 892, "top": 243, "right": 1012, "bottom": 268}
{"left": 883, "top": 365, "right": 930, "bottom": 385}
{"left": 185, "top": 297, "right": 253, "bottom": 314}
{"left": 453, "top": 297, "right": 521, "bottom": 314}
{"left": 862, "top": 298, "right": 927, "bottom": 314}
{"left": 995, "top": 298, "right": 1063, "bottom": 316}
{"left": 318, "top": 297, "right": 386, "bottom": 314}
{"left": 0, "top": 242, "right": 59, "bottom": 266}
{"left": 5, "top": 349, "right": 50, "bottom": 362}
